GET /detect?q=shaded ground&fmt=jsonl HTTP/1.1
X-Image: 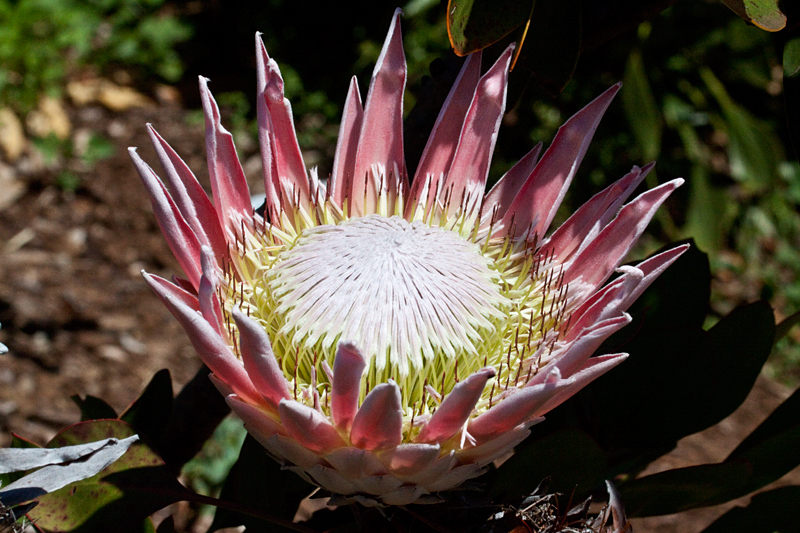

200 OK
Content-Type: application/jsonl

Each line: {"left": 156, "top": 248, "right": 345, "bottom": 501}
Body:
{"left": 0, "top": 94, "right": 797, "bottom": 532}
{"left": 0, "top": 97, "right": 210, "bottom": 446}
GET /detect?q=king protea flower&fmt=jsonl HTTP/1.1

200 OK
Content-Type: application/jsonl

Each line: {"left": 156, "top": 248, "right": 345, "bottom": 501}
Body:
{"left": 130, "top": 9, "right": 685, "bottom": 506}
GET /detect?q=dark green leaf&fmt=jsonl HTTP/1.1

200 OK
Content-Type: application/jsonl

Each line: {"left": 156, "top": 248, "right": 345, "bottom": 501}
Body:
{"left": 557, "top": 243, "right": 713, "bottom": 451}
{"left": 699, "top": 301, "right": 775, "bottom": 427}
{"left": 156, "top": 516, "right": 177, "bottom": 533}
{"left": 701, "top": 486, "right": 800, "bottom": 532}
{"left": 120, "top": 369, "right": 174, "bottom": 443}
{"left": 446, "top": 0, "right": 532, "bottom": 56}
{"left": 71, "top": 395, "right": 118, "bottom": 421}
{"left": 10, "top": 434, "right": 40, "bottom": 449}
{"left": 621, "top": 462, "right": 751, "bottom": 517}
{"left": 210, "top": 435, "right": 316, "bottom": 532}
{"left": 619, "top": 240, "right": 711, "bottom": 333}
{"left": 538, "top": 249, "right": 774, "bottom": 487}
{"left": 511, "top": 0, "right": 581, "bottom": 96}
{"left": 616, "top": 304, "right": 777, "bottom": 517}
{"left": 720, "top": 0, "right": 786, "bottom": 32}
{"left": 490, "top": 429, "right": 607, "bottom": 501}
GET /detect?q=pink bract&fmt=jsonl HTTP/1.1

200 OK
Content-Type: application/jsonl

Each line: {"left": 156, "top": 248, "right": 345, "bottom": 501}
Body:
{"left": 131, "top": 9, "right": 685, "bottom": 507}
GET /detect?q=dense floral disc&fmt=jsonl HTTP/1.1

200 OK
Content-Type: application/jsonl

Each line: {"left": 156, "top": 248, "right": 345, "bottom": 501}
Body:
{"left": 132, "top": 8, "right": 686, "bottom": 506}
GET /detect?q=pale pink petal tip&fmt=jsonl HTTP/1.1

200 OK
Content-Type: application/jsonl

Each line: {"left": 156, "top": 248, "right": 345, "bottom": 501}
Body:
{"left": 129, "top": 148, "right": 204, "bottom": 290}
{"left": 415, "top": 367, "right": 495, "bottom": 445}
{"left": 145, "top": 124, "right": 227, "bottom": 261}
{"left": 350, "top": 381, "right": 403, "bottom": 450}
{"left": 468, "top": 378, "right": 570, "bottom": 443}
{"left": 278, "top": 399, "right": 346, "bottom": 454}
{"left": 330, "top": 77, "right": 363, "bottom": 208}
{"left": 331, "top": 341, "right": 367, "bottom": 432}
{"left": 255, "top": 33, "right": 310, "bottom": 212}
{"left": 408, "top": 51, "right": 482, "bottom": 216}
{"left": 441, "top": 46, "right": 512, "bottom": 217}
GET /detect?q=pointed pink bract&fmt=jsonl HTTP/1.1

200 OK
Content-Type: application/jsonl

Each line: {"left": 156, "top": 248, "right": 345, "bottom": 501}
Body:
{"left": 499, "top": 84, "right": 621, "bottom": 240}
{"left": 200, "top": 77, "right": 253, "bottom": 233}
{"left": 416, "top": 367, "right": 495, "bottom": 445}
{"left": 406, "top": 51, "right": 482, "bottom": 216}
{"left": 330, "top": 77, "right": 364, "bottom": 208}
{"left": 256, "top": 34, "right": 311, "bottom": 215}
{"left": 350, "top": 8, "right": 407, "bottom": 216}
{"left": 440, "top": 45, "right": 513, "bottom": 218}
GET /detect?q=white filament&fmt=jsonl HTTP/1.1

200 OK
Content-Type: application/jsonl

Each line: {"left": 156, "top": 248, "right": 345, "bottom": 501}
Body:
{"left": 270, "top": 214, "right": 507, "bottom": 376}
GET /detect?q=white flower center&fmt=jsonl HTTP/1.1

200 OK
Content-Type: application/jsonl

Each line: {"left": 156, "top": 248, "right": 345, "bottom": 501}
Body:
{"left": 270, "top": 214, "right": 507, "bottom": 377}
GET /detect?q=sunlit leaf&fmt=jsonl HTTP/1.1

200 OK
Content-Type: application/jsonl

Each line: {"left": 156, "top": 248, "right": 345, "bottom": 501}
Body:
{"left": 784, "top": 38, "right": 800, "bottom": 78}
{"left": 720, "top": 0, "right": 786, "bottom": 32}
{"left": 446, "top": 0, "right": 532, "bottom": 56}
{"left": 28, "top": 420, "right": 187, "bottom": 533}
{"left": 0, "top": 437, "right": 137, "bottom": 508}
{"left": 0, "top": 437, "right": 134, "bottom": 474}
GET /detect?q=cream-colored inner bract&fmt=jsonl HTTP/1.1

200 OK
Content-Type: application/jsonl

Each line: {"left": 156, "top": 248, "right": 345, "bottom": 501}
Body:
{"left": 227, "top": 208, "right": 571, "bottom": 428}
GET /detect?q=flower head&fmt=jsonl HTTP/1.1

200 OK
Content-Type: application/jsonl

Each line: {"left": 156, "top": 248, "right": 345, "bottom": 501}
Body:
{"left": 131, "top": 9, "right": 685, "bottom": 506}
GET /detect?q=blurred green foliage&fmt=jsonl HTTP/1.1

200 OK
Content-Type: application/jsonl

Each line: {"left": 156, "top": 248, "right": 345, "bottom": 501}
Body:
{"left": 0, "top": 0, "right": 191, "bottom": 113}
{"left": 182, "top": 416, "right": 246, "bottom": 498}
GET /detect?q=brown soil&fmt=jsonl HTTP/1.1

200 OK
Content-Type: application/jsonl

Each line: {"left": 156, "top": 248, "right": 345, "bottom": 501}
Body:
{"left": 0, "top": 99, "right": 209, "bottom": 446}
{"left": 0, "top": 96, "right": 797, "bottom": 532}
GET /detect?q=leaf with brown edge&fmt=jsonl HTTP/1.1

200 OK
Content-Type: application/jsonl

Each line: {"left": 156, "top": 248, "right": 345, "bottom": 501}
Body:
{"left": 720, "top": 0, "right": 786, "bottom": 32}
